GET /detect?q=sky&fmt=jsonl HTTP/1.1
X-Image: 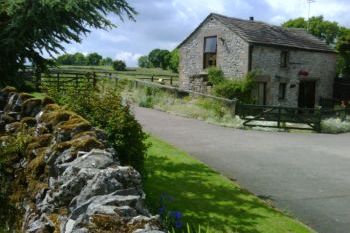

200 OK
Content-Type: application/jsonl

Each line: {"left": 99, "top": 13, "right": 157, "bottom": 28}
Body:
{"left": 61, "top": 0, "right": 350, "bottom": 67}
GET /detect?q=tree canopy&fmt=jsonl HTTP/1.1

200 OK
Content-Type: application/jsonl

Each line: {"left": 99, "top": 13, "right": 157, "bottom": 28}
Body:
{"left": 283, "top": 16, "right": 340, "bottom": 45}
{"left": 0, "top": 0, "right": 136, "bottom": 85}
{"left": 139, "top": 49, "right": 179, "bottom": 72}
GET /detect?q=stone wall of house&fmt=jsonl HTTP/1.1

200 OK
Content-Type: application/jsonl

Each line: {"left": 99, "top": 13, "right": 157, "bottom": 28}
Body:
{"left": 179, "top": 17, "right": 249, "bottom": 90}
{"left": 0, "top": 87, "right": 164, "bottom": 233}
{"left": 251, "top": 45, "right": 337, "bottom": 107}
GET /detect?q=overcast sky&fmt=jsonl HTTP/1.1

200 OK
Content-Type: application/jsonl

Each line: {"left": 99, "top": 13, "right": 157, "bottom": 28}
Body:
{"left": 62, "top": 0, "right": 350, "bottom": 67}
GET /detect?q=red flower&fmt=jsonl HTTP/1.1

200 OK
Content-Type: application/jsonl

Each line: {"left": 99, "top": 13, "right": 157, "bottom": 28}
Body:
{"left": 298, "top": 70, "right": 309, "bottom": 76}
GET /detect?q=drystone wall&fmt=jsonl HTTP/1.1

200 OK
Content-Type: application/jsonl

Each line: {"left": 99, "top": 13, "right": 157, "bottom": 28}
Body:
{"left": 0, "top": 87, "right": 164, "bottom": 233}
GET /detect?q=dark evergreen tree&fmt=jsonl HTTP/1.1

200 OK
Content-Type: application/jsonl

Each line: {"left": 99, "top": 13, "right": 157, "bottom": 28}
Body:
{"left": 0, "top": 0, "right": 136, "bottom": 86}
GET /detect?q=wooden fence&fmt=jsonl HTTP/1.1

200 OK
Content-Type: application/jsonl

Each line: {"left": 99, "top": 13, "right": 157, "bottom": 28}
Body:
{"left": 39, "top": 70, "right": 97, "bottom": 91}
{"left": 237, "top": 103, "right": 350, "bottom": 132}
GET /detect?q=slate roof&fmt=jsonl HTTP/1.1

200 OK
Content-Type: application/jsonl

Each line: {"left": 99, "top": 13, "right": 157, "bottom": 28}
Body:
{"left": 178, "top": 13, "right": 336, "bottom": 53}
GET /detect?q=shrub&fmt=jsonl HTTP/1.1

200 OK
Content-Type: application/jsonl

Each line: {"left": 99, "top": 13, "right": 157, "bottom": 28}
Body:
{"left": 47, "top": 85, "right": 148, "bottom": 175}
{"left": 207, "top": 67, "right": 224, "bottom": 85}
{"left": 113, "top": 60, "right": 127, "bottom": 71}
{"left": 213, "top": 72, "right": 255, "bottom": 103}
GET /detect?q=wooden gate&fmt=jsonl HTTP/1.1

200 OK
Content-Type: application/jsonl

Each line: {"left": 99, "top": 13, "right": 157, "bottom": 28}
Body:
{"left": 237, "top": 103, "right": 322, "bottom": 131}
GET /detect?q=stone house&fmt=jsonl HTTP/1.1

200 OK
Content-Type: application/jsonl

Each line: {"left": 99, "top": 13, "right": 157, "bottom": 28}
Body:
{"left": 177, "top": 13, "right": 337, "bottom": 108}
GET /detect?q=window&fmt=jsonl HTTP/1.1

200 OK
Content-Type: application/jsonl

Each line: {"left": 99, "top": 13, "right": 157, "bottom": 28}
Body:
{"left": 280, "top": 51, "right": 289, "bottom": 68}
{"left": 278, "top": 83, "right": 287, "bottom": 100}
{"left": 203, "top": 36, "right": 217, "bottom": 68}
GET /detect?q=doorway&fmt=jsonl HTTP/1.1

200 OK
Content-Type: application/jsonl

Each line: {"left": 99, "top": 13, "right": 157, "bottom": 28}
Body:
{"left": 298, "top": 80, "right": 316, "bottom": 108}
{"left": 257, "top": 82, "right": 267, "bottom": 105}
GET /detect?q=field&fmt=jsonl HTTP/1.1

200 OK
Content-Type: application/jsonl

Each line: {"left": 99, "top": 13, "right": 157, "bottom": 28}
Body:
{"left": 144, "top": 136, "right": 313, "bottom": 233}
{"left": 59, "top": 65, "right": 177, "bottom": 76}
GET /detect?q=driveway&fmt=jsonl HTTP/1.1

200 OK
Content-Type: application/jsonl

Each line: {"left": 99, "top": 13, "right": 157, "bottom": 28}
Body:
{"left": 134, "top": 106, "right": 350, "bottom": 233}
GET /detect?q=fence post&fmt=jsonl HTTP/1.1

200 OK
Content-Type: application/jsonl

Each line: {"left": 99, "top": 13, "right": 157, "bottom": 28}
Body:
{"left": 277, "top": 107, "right": 281, "bottom": 128}
{"left": 313, "top": 107, "right": 322, "bottom": 133}
{"left": 109, "top": 72, "right": 112, "bottom": 79}
{"left": 170, "top": 76, "right": 173, "bottom": 86}
{"left": 75, "top": 74, "right": 79, "bottom": 89}
{"left": 151, "top": 75, "right": 154, "bottom": 82}
{"left": 57, "top": 72, "right": 60, "bottom": 91}
{"left": 35, "top": 71, "right": 41, "bottom": 91}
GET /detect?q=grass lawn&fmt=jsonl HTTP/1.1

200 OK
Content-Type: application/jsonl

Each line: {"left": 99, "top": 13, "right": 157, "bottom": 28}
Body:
{"left": 144, "top": 136, "right": 313, "bottom": 233}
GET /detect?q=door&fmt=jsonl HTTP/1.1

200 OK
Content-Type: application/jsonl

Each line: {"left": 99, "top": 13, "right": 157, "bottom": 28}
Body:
{"left": 298, "top": 81, "right": 316, "bottom": 108}
{"left": 257, "top": 82, "right": 267, "bottom": 105}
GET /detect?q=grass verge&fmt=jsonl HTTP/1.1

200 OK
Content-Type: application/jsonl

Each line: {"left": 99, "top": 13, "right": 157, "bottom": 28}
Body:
{"left": 144, "top": 136, "right": 314, "bottom": 233}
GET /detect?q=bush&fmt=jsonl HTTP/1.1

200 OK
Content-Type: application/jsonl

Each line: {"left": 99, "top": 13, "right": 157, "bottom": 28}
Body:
{"left": 113, "top": 60, "right": 127, "bottom": 71}
{"left": 207, "top": 67, "right": 224, "bottom": 85}
{"left": 213, "top": 71, "right": 255, "bottom": 103}
{"left": 47, "top": 85, "right": 148, "bottom": 174}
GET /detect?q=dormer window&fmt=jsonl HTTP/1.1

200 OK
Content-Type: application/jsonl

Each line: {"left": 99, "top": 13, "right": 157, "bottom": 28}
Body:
{"left": 280, "top": 51, "right": 289, "bottom": 68}
{"left": 203, "top": 36, "right": 217, "bottom": 69}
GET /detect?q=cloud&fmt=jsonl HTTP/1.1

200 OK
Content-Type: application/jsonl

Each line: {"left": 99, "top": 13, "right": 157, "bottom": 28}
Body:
{"left": 59, "top": 0, "right": 348, "bottom": 67}
{"left": 114, "top": 51, "right": 142, "bottom": 66}
{"left": 264, "top": 0, "right": 350, "bottom": 26}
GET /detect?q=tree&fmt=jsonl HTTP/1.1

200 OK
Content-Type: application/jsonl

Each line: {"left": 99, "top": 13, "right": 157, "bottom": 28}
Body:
{"left": 282, "top": 16, "right": 339, "bottom": 45}
{"left": 148, "top": 49, "right": 171, "bottom": 69}
{"left": 56, "top": 54, "right": 75, "bottom": 65}
{"left": 0, "top": 0, "right": 136, "bottom": 86}
{"left": 169, "top": 49, "right": 179, "bottom": 73}
{"left": 138, "top": 56, "right": 152, "bottom": 68}
{"left": 113, "top": 60, "right": 126, "bottom": 71}
{"left": 337, "top": 31, "right": 350, "bottom": 77}
{"left": 100, "top": 57, "right": 113, "bottom": 66}
{"left": 148, "top": 49, "right": 163, "bottom": 68}
{"left": 73, "top": 53, "right": 87, "bottom": 65}
{"left": 86, "top": 53, "right": 103, "bottom": 66}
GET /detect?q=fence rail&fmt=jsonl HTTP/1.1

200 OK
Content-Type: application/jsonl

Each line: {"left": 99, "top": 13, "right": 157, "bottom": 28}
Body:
{"left": 237, "top": 103, "right": 350, "bottom": 132}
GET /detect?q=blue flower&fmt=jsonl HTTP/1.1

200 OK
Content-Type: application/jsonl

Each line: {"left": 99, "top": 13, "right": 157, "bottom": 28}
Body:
{"left": 158, "top": 207, "right": 166, "bottom": 215}
{"left": 175, "top": 220, "right": 183, "bottom": 229}
{"left": 170, "top": 211, "right": 183, "bottom": 220}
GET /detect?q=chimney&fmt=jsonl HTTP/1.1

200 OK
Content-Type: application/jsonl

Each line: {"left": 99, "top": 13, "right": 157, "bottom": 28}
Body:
{"left": 249, "top": 16, "right": 254, "bottom": 21}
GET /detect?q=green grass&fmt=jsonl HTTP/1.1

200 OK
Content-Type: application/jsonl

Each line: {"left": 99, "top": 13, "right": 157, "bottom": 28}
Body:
{"left": 30, "top": 92, "right": 46, "bottom": 99}
{"left": 144, "top": 136, "right": 314, "bottom": 233}
{"left": 59, "top": 65, "right": 177, "bottom": 76}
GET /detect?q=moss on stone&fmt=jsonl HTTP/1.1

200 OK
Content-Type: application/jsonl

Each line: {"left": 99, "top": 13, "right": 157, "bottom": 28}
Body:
{"left": 41, "top": 110, "right": 71, "bottom": 127}
{"left": 21, "top": 117, "right": 37, "bottom": 127}
{"left": 1, "top": 86, "right": 17, "bottom": 94}
{"left": 2, "top": 114, "right": 16, "bottom": 124}
{"left": 19, "top": 93, "right": 34, "bottom": 101}
{"left": 56, "top": 135, "right": 104, "bottom": 154}
{"left": 41, "top": 97, "right": 55, "bottom": 107}
{"left": 48, "top": 213, "right": 60, "bottom": 233}
{"left": 56, "top": 114, "right": 91, "bottom": 132}
{"left": 27, "top": 147, "right": 47, "bottom": 180}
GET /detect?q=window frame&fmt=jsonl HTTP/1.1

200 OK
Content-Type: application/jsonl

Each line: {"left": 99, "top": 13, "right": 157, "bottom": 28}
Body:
{"left": 203, "top": 36, "right": 218, "bottom": 69}
{"left": 280, "top": 51, "right": 289, "bottom": 68}
{"left": 278, "top": 82, "right": 287, "bottom": 100}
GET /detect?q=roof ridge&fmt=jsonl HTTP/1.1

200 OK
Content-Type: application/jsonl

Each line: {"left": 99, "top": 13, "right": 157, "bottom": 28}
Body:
{"left": 177, "top": 13, "right": 335, "bottom": 53}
